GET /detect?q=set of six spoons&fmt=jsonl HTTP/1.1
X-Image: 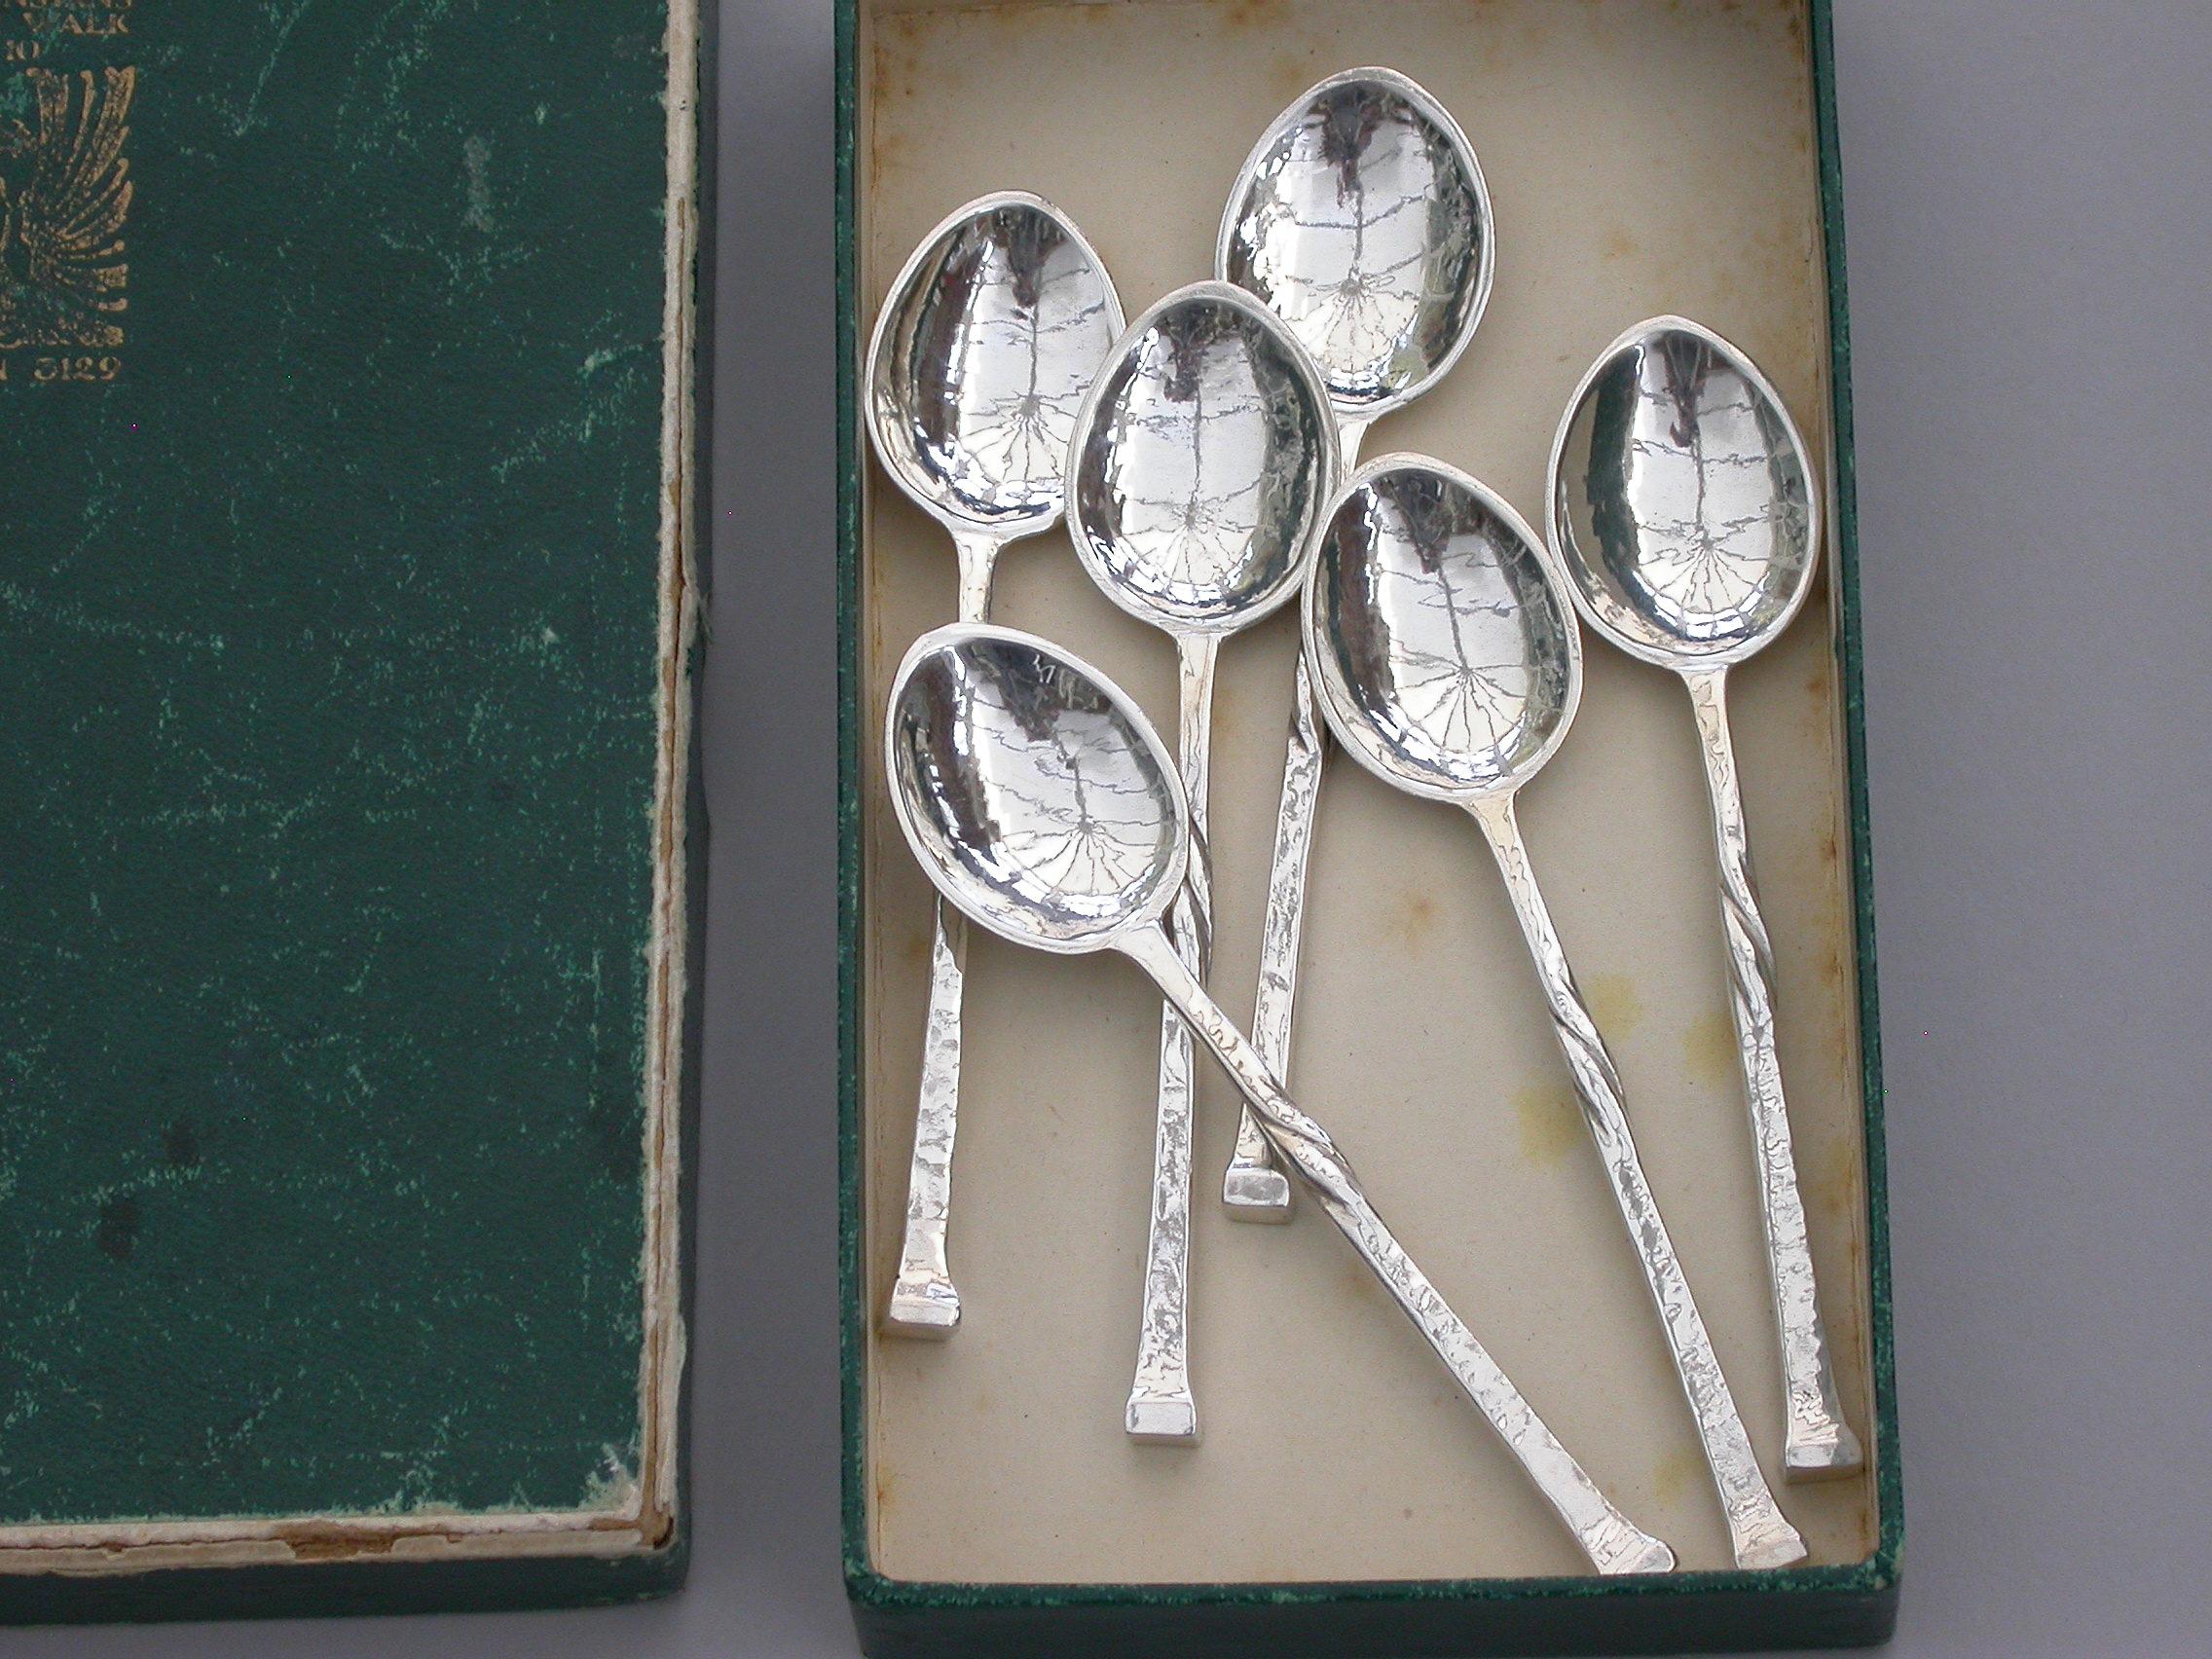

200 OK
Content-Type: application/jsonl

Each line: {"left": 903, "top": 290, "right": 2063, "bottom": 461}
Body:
{"left": 865, "top": 66, "right": 1859, "bottom": 1572}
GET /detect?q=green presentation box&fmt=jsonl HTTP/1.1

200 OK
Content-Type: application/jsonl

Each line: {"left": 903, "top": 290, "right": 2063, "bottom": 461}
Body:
{"left": 837, "top": 2, "right": 1899, "bottom": 1653}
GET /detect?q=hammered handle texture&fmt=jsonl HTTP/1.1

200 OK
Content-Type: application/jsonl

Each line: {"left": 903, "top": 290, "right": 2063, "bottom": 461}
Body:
{"left": 882, "top": 530, "right": 1005, "bottom": 1338}
{"left": 1469, "top": 793, "right": 1805, "bottom": 1569}
{"left": 1683, "top": 666, "right": 1862, "bottom": 1479}
{"left": 1121, "top": 923, "right": 1677, "bottom": 1575}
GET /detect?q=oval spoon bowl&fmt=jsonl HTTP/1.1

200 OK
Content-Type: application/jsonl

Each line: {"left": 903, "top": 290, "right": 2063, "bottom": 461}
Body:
{"left": 866, "top": 192, "right": 1125, "bottom": 538}
{"left": 1307, "top": 455, "right": 1580, "bottom": 802}
{"left": 1217, "top": 67, "right": 1493, "bottom": 425}
{"left": 1067, "top": 281, "right": 1337, "bottom": 634}
{"left": 1548, "top": 315, "right": 1819, "bottom": 666}
{"left": 886, "top": 626, "right": 1188, "bottom": 956}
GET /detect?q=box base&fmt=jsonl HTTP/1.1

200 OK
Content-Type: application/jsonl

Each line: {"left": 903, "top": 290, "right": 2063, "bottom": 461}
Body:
{"left": 852, "top": 1566, "right": 1897, "bottom": 1659}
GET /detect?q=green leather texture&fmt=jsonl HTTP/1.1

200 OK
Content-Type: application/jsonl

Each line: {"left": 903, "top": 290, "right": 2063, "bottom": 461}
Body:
{"left": 1, "top": 0, "right": 679, "bottom": 1535}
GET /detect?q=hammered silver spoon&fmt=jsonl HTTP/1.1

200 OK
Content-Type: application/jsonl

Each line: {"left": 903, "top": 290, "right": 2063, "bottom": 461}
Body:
{"left": 1064, "top": 281, "right": 1338, "bottom": 1440}
{"left": 886, "top": 621, "right": 1677, "bottom": 1576}
{"left": 1214, "top": 66, "right": 1493, "bottom": 1216}
{"left": 864, "top": 191, "right": 1124, "bottom": 1336}
{"left": 1548, "top": 315, "right": 1862, "bottom": 1479}
{"left": 1306, "top": 455, "right": 1807, "bottom": 1570}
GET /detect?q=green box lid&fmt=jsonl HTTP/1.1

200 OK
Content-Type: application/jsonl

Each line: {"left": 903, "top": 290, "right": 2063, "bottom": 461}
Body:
{"left": 0, "top": 0, "right": 706, "bottom": 1621}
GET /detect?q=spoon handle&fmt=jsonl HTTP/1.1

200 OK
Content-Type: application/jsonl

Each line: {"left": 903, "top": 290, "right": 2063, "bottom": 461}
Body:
{"left": 882, "top": 531, "right": 1005, "bottom": 1339}
{"left": 1221, "top": 416, "right": 1371, "bottom": 1221}
{"left": 1682, "top": 667, "right": 1862, "bottom": 1480}
{"left": 1222, "top": 418, "right": 1367, "bottom": 1217}
{"left": 1468, "top": 794, "right": 1806, "bottom": 1569}
{"left": 1223, "top": 650, "right": 1327, "bottom": 1218}
{"left": 881, "top": 897, "right": 968, "bottom": 1337}
{"left": 1126, "top": 633, "right": 1218, "bottom": 1442}
{"left": 1119, "top": 923, "right": 1675, "bottom": 1575}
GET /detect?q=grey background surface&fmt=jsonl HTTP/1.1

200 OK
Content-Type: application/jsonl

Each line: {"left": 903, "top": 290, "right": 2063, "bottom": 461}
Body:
{"left": 14, "top": 1, "right": 2210, "bottom": 1654}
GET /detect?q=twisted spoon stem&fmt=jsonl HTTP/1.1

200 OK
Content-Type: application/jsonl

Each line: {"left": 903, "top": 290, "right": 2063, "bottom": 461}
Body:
{"left": 1120, "top": 921, "right": 1674, "bottom": 1575}
{"left": 1469, "top": 793, "right": 1804, "bottom": 1569}
{"left": 1682, "top": 665, "right": 1861, "bottom": 1479}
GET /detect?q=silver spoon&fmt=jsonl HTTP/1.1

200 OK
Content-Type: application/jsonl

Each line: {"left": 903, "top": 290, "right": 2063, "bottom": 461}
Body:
{"left": 865, "top": 191, "right": 1124, "bottom": 1337}
{"left": 1214, "top": 66, "right": 1493, "bottom": 1217}
{"left": 1548, "top": 315, "right": 1862, "bottom": 1480}
{"left": 886, "top": 621, "right": 1677, "bottom": 1575}
{"left": 1307, "top": 455, "right": 1808, "bottom": 1570}
{"left": 1065, "top": 281, "right": 1339, "bottom": 1441}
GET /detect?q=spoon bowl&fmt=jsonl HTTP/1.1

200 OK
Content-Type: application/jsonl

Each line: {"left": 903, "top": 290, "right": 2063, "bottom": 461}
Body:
{"left": 1547, "top": 315, "right": 1819, "bottom": 666}
{"left": 1308, "top": 457, "right": 1580, "bottom": 803}
{"left": 866, "top": 191, "right": 1125, "bottom": 541}
{"left": 1068, "top": 281, "right": 1336, "bottom": 633}
{"left": 886, "top": 626, "right": 1187, "bottom": 957}
{"left": 1217, "top": 67, "right": 1493, "bottom": 431}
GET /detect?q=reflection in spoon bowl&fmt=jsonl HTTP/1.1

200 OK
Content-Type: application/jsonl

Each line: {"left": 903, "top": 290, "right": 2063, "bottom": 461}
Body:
{"left": 1310, "top": 462, "right": 1578, "bottom": 801}
{"left": 1218, "top": 67, "right": 1493, "bottom": 425}
{"left": 1069, "top": 283, "right": 1333, "bottom": 632}
{"left": 1550, "top": 315, "right": 1818, "bottom": 662}
{"left": 869, "top": 192, "right": 1125, "bottom": 537}
{"left": 887, "top": 630, "right": 1184, "bottom": 954}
